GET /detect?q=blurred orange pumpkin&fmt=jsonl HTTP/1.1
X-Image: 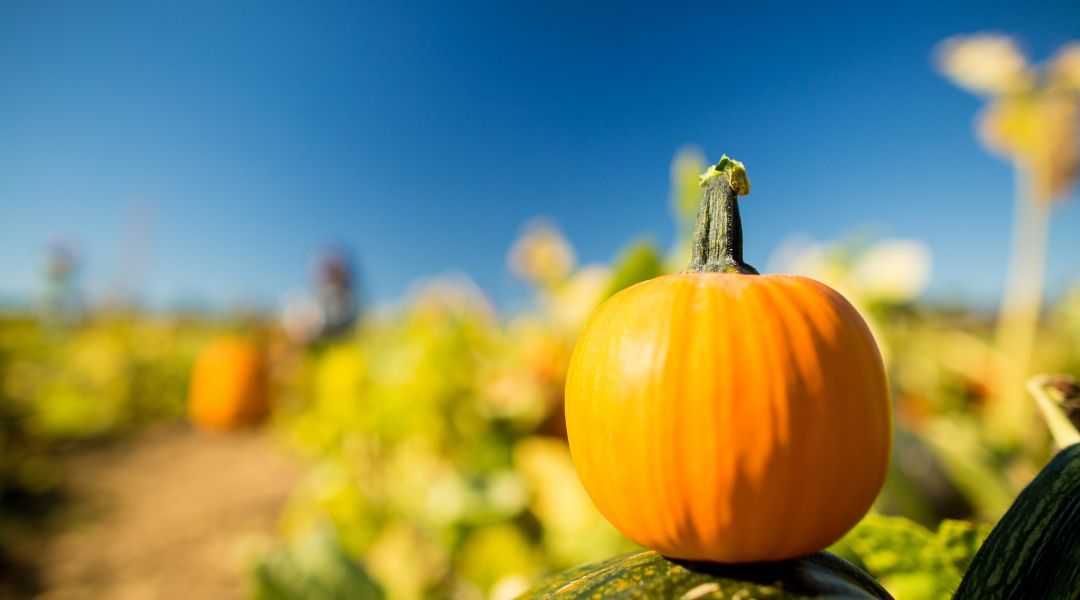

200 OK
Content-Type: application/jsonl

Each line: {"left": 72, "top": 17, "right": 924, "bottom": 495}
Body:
{"left": 565, "top": 157, "right": 891, "bottom": 563}
{"left": 187, "top": 335, "right": 269, "bottom": 431}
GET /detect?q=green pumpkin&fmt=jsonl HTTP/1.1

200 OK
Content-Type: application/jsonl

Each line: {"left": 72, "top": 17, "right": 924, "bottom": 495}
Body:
{"left": 954, "top": 443, "right": 1080, "bottom": 599}
{"left": 520, "top": 550, "right": 891, "bottom": 599}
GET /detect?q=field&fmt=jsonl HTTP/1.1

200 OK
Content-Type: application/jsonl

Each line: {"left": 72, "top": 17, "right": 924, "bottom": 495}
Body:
{"left": 2, "top": 145, "right": 1078, "bottom": 598}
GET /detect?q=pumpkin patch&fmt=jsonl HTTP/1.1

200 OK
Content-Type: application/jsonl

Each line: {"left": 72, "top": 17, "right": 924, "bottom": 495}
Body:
{"left": 2, "top": 13, "right": 1079, "bottom": 599}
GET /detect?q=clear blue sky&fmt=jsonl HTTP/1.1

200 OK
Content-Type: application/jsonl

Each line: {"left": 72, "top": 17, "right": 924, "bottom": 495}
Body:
{"left": 1, "top": 1, "right": 1078, "bottom": 311}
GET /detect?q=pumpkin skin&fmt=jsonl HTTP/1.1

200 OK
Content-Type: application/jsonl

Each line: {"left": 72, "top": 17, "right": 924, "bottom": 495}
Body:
{"left": 565, "top": 272, "right": 891, "bottom": 563}
{"left": 187, "top": 335, "right": 270, "bottom": 431}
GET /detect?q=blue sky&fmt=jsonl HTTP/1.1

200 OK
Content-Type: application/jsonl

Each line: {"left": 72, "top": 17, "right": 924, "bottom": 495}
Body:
{"left": 1, "top": 1, "right": 1078, "bottom": 311}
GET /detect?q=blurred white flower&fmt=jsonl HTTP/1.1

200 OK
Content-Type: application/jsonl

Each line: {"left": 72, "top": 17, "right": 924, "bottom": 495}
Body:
{"left": 770, "top": 235, "right": 932, "bottom": 305}
{"left": 549, "top": 265, "right": 611, "bottom": 331}
{"left": 508, "top": 220, "right": 576, "bottom": 288}
{"left": 937, "top": 33, "right": 1080, "bottom": 205}
{"left": 424, "top": 470, "right": 469, "bottom": 524}
{"left": 410, "top": 273, "right": 497, "bottom": 322}
{"left": 514, "top": 437, "right": 596, "bottom": 531}
{"left": 936, "top": 33, "right": 1031, "bottom": 95}
{"left": 280, "top": 289, "right": 324, "bottom": 344}
{"left": 670, "top": 145, "right": 707, "bottom": 223}
{"left": 1051, "top": 42, "right": 1080, "bottom": 92}
{"left": 491, "top": 575, "right": 531, "bottom": 600}
{"left": 852, "top": 239, "right": 933, "bottom": 303}
{"left": 978, "top": 94, "right": 1079, "bottom": 204}
{"left": 485, "top": 471, "right": 530, "bottom": 516}
{"left": 768, "top": 234, "right": 833, "bottom": 281}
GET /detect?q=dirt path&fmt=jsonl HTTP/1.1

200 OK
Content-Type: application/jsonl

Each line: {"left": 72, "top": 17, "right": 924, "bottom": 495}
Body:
{"left": 29, "top": 425, "right": 302, "bottom": 600}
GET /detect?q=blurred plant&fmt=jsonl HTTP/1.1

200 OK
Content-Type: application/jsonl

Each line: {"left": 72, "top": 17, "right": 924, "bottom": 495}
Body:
{"left": 271, "top": 271, "right": 637, "bottom": 599}
{"left": 507, "top": 221, "right": 576, "bottom": 290}
{"left": 0, "top": 311, "right": 230, "bottom": 570}
{"left": 602, "top": 240, "right": 665, "bottom": 301}
{"left": 3, "top": 147, "right": 1075, "bottom": 597}
{"left": 937, "top": 34, "right": 1080, "bottom": 445}
{"left": 770, "top": 235, "right": 932, "bottom": 311}
{"left": 40, "top": 236, "right": 82, "bottom": 329}
{"left": 1027, "top": 374, "right": 1080, "bottom": 449}
{"left": 667, "top": 146, "right": 708, "bottom": 269}
{"left": 281, "top": 290, "right": 325, "bottom": 346}
{"left": 254, "top": 524, "right": 383, "bottom": 600}
{"left": 830, "top": 513, "right": 990, "bottom": 600}
{"left": 262, "top": 206, "right": 691, "bottom": 598}
{"left": 0, "top": 315, "right": 219, "bottom": 446}
{"left": 259, "top": 146, "right": 1080, "bottom": 596}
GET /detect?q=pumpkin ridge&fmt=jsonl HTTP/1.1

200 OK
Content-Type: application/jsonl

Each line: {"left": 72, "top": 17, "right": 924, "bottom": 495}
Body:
{"left": 730, "top": 278, "right": 778, "bottom": 559}
{"left": 750, "top": 277, "right": 802, "bottom": 558}
{"left": 648, "top": 281, "right": 679, "bottom": 550}
{"left": 666, "top": 279, "right": 698, "bottom": 554}
{"left": 758, "top": 277, "right": 820, "bottom": 552}
{"left": 804, "top": 283, "right": 870, "bottom": 532}
{"left": 710, "top": 279, "right": 739, "bottom": 557}
{"left": 780, "top": 279, "right": 842, "bottom": 552}
{"left": 800, "top": 280, "right": 877, "bottom": 546}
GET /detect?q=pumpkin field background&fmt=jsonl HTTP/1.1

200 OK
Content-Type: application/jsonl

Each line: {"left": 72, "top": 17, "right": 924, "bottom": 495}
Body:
{"left": 2, "top": 4, "right": 1080, "bottom": 600}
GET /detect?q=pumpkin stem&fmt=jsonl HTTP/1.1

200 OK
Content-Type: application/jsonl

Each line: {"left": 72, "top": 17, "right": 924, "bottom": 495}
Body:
{"left": 686, "top": 155, "right": 758, "bottom": 274}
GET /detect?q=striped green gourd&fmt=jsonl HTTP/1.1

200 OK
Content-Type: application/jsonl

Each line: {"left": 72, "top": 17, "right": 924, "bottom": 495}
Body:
{"left": 520, "top": 550, "right": 891, "bottom": 599}
{"left": 954, "top": 443, "right": 1080, "bottom": 599}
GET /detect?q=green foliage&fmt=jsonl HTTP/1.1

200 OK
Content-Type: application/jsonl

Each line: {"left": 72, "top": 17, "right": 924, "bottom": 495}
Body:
{"left": 276, "top": 281, "right": 634, "bottom": 599}
{"left": 0, "top": 314, "right": 222, "bottom": 499}
{"left": 254, "top": 526, "right": 383, "bottom": 600}
{"left": 4, "top": 148, "right": 1080, "bottom": 598}
{"left": 829, "top": 514, "right": 990, "bottom": 599}
{"left": 603, "top": 240, "right": 665, "bottom": 299}
{"left": 669, "top": 146, "right": 706, "bottom": 227}
{"left": 252, "top": 204, "right": 1080, "bottom": 597}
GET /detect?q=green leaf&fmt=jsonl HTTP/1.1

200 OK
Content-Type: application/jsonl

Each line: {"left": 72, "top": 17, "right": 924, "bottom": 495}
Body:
{"left": 843, "top": 515, "right": 943, "bottom": 578}
{"left": 669, "top": 146, "right": 707, "bottom": 227}
{"left": 935, "top": 519, "right": 991, "bottom": 575}
{"left": 604, "top": 240, "right": 665, "bottom": 299}
{"left": 253, "top": 526, "right": 383, "bottom": 600}
{"left": 922, "top": 417, "right": 1016, "bottom": 519}
{"left": 830, "top": 513, "right": 989, "bottom": 600}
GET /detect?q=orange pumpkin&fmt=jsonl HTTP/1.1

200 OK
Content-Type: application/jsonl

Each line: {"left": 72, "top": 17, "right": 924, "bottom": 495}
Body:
{"left": 565, "top": 156, "right": 891, "bottom": 563}
{"left": 187, "top": 335, "right": 269, "bottom": 431}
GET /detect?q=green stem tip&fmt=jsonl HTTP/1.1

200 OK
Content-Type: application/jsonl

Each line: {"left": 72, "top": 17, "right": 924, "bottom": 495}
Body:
{"left": 686, "top": 155, "right": 759, "bottom": 274}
